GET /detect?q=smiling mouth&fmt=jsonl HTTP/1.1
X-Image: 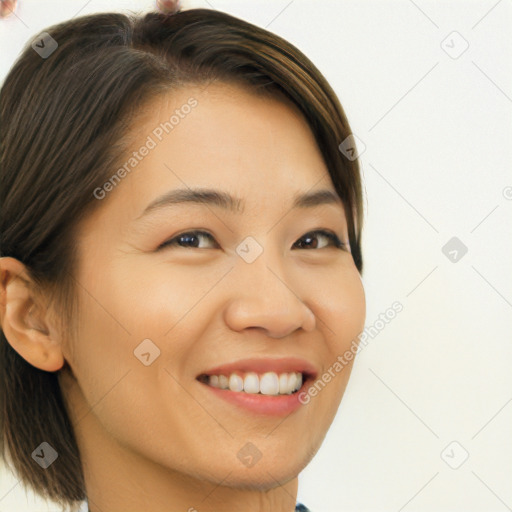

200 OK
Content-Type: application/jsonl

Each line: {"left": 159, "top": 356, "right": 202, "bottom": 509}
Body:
{"left": 197, "top": 371, "right": 307, "bottom": 396}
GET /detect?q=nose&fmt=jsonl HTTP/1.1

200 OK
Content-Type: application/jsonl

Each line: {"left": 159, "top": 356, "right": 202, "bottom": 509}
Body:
{"left": 223, "top": 253, "right": 317, "bottom": 339}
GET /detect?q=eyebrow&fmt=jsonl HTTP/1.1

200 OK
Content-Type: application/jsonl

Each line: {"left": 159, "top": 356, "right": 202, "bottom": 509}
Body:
{"left": 136, "top": 187, "right": 344, "bottom": 220}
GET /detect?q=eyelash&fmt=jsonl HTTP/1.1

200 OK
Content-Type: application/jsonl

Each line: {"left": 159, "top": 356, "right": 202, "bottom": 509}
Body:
{"left": 157, "top": 229, "right": 347, "bottom": 251}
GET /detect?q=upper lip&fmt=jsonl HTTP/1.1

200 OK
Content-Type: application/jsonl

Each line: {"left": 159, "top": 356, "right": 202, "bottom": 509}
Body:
{"left": 197, "top": 357, "right": 318, "bottom": 379}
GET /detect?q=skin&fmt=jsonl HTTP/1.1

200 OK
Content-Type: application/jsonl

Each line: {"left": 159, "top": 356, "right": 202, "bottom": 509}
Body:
{"left": 0, "top": 82, "right": 366, "bottom": 512}
{"left": 0, "top": 0, "right": 17, "bottom": 18}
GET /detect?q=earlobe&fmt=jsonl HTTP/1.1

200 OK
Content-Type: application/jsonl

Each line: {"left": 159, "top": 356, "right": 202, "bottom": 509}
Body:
{"left": 0, "top": 257, "right": 65, "bottom": 372}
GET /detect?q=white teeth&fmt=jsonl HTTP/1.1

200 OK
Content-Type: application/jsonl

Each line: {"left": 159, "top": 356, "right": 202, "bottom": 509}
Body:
{"left": 279, "top": 373, "right": 289, "bottom": 394}
{"left": 260, "top": 372, "right": 280, "bottom": 395}
{"left": 228, "top": 374, "right": 244, "bottom": 392}
{"left": 207, "top": 371, "right": 303, "bottom": 395}
{"left": 243, "top": 372, "right": 260, "bottom": 394}
{"left": 288, "top": 372, "right": 298, "bottom": 392}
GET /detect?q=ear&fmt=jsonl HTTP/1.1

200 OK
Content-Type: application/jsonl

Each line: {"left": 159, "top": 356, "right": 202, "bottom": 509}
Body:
{"left": 0, "top": 256, "right": 64, "bottom": 372}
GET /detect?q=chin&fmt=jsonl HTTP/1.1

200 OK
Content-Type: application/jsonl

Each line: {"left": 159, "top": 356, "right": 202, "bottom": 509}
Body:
{"left": 214, "top": 465, "right": 301, "bottom": 491}
{"left": 201, "top": 441, "right": 319, "bottom": 490}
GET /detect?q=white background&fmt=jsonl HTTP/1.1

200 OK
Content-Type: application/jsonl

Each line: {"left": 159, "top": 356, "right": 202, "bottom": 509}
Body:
{"left": 1, "top": 1, "right": 511, "bottom": 511}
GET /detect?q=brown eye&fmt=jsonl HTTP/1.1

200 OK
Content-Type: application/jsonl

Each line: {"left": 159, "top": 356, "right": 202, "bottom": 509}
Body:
{"left": 158, "top": 230, "right": 218, "bottom": 250}
{"left": 293, "top": 230, "right": 346, "bottom": 250}
{"left": 157, "top": 229, "right": 347, "bottom": 251}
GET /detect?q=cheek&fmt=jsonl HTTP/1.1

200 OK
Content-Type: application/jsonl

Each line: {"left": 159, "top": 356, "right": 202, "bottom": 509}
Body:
{"left": 298, "top": 265, "right": 365, "bottom": 416}
{"left": 63, "top": 281, "right": 218, "bottom": 475}
{"left": 64, "top": 269, "right": 150, "bottom": 412}
{"left": 315, "top": 265, "right": 366, "bottom": 351}
{"left": 66, "top": 262, "right": 208, "bottom": 411}
{"left": 309, "top": 266, "right": 364, "bottom": 399}
{"left": 103, "top": 258, "right": 227, "bottom": 335}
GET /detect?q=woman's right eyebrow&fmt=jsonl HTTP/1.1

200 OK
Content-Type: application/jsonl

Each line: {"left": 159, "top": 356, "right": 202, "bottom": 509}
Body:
{"left": 135, "top": 187, "right": 344, "bottom": 221}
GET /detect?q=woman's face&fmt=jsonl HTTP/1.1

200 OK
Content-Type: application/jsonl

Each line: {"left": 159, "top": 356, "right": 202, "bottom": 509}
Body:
{"left": 59, "top": 82, "right": 366, "bottom": 491}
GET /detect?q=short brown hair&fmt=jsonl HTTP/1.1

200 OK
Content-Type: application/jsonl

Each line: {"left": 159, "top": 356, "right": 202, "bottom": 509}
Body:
{"left": 0, "top": 7, "right": 364, "bottom": 509}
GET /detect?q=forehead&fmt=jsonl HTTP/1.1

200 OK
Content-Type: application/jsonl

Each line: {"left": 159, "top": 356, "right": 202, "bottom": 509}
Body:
{"left": 80, "top": 82, "right": 341, "bottom": 233}
{"left": 138, "top": 83, "right": 328, "bottom": 184}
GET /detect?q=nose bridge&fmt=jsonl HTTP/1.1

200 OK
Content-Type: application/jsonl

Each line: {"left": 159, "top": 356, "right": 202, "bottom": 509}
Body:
{"left": 238, "top": 232, "right": 293, "bottom": 295}
{"left": 223, "top": 240, "right": 316, "bottom": 337}
{"left": 245, "top": 248, "right": 287, "bottom": 301}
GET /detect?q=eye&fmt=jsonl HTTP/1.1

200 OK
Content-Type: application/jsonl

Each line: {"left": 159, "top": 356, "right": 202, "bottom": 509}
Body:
{"left": 293, "top": 230, "right": 346, "bottom": 250}
{"left": 157, "top": 230, "right": 218, "bottom": 250}
{"left": 157, "top": 229, "right": 347, "bottom": 251}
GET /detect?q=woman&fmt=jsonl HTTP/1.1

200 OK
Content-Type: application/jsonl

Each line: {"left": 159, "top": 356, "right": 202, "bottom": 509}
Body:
{"left": 0, "top": 5, "right": 366, "bottom": 512}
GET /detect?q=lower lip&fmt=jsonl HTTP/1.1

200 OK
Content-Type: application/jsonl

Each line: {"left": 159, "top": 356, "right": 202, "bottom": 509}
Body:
{"left": 199, "top": 379, "right": 309, "bottom": 416}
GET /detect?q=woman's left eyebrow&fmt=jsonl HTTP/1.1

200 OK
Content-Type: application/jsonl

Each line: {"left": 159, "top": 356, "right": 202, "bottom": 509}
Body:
{"left": 135, "top": 187, "right": 344, "bottom": 221}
